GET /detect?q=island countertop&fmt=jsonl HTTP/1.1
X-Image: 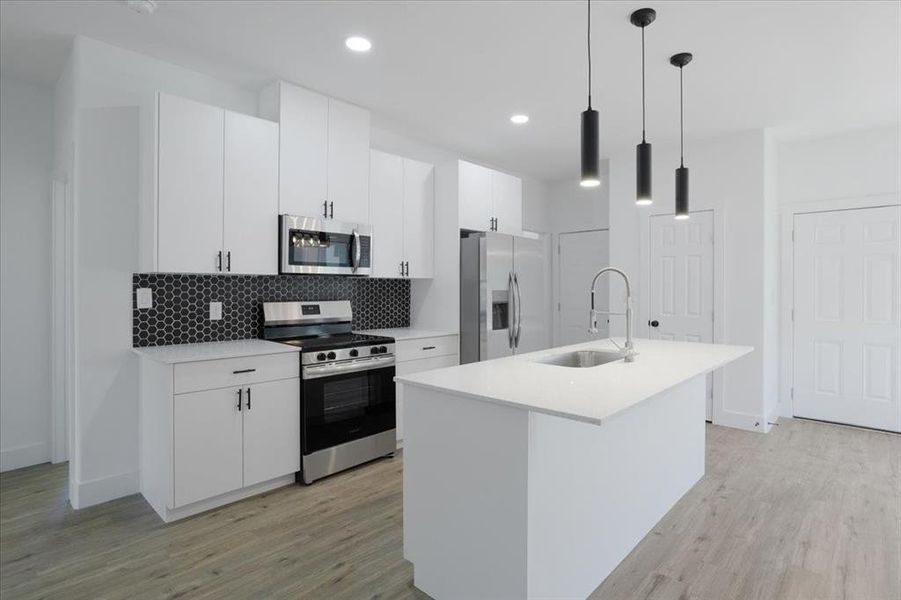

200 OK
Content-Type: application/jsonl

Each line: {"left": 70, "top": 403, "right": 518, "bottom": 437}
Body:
{"left": 395, "top": 338, "right": 752, "bottom": 425}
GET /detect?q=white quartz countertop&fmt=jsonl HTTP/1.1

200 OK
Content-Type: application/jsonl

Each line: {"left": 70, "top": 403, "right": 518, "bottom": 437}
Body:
{"left": 354, "top": 328, "right": 458, "bottom": 341}
{"left": 395, "top": 338, "right": 752, "bottom": 425}
{"left": 132, "top": 340, "right": 298, "bottom": 364}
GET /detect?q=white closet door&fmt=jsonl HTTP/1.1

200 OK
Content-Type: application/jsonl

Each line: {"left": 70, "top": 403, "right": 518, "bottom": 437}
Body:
{"left": 327, "top": 98, "right": 370, "bottom": 223}
{"left": 223, "top": 111, "right": 279, "bottom": 275}
{"left": 648, "top": 212, "right": 714, "bottom": 419}
{"left": 793, "top": 206, "right": 901, "bottom": 432}
{"left": 558, "top": 230, "right": 609, "bottom": 346}
{"left": 369, "top": 150, "right": 406, "bottom": 278}
{"left": 157, "top": 93, "right": 224, "bottom": 273}
{"left": 403, "top": 158, "right": 435, "bottom": 278}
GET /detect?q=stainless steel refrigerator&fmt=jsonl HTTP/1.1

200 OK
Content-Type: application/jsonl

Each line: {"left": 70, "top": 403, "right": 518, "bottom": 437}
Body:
{"left": 460, "top": 232, "right": 549, "bottom": 363}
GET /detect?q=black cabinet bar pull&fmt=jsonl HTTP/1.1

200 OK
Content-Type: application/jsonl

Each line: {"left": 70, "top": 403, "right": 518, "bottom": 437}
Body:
{"left": 399, "top": 261, "right": 404, "bottom": 276}
{"left": 329, "top": 201, "right": 334, "bottom": 219}
{"left": 405, "top": 261, "right": 409, "bottom": 277}
{"left": 232, "top": 368, "right": 256, "bottom": 374}
{"left": 237, "top": 388, "right": 243, "bottom": 411}
{"left": 323, "top": 200, "right": 328, "bottom": 218}
{"left": 226, "top": 251, "right": 231, "bottom": 272}
{"left": 422, "top": 346, "right": 436, "bottom": 350}
{"left": 217, "top": 251, "right": 222, "bottom": 272}
{"left": 246, "top": 387, "right": 251, "bottom": 410}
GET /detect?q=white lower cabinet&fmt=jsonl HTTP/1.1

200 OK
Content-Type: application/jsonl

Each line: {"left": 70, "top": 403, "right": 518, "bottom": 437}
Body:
{"left": 393, "top": 335, "right": 459, "bottom": 444}
{"left": 140, "top": 352, "right": 300, "bottom": 522}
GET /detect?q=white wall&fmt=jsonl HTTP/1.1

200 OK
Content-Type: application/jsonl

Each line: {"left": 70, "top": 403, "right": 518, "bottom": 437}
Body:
{"left": 608, "top": 130, "right": 773, "bottom": 432}
{"left": 546, "top": 160, "right": 610, "bottom": 234}
{"left": 0, "top": 76, "right": 54, "bottom": 471}
{"left": 63, "top": 37, "right": 258, "bottom": 507}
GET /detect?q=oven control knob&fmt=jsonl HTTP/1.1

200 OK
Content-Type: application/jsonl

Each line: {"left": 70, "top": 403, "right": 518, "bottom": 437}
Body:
{"left": 370, "top": 346, "right": 379, "bottom": 355}
{"left": 349, "top": 349, "right": 359, "bottom": 357}
{"left": 316, "top": 353, "right": 327, "bottom": 361}
{"left": 327, "top": 351, "right": 336, "bottom": 360}
{"left": 378, "top": 346, "right": 388, "bottom": 354}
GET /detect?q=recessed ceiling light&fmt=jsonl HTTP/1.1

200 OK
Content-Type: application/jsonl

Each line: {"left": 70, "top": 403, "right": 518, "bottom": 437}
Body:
{"left": 126, "top": 0, "right": 157, "bottom": 14}
{"left": 345, "top": 36, "right": 372, "bottom": 53}
{"left": 510, "top": 114, "right": 529, "bottom": 125}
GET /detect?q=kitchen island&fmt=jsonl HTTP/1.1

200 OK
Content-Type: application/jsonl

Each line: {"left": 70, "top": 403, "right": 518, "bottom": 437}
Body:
{"left": 396, "top": 338, "right": 752, "bottom": 600}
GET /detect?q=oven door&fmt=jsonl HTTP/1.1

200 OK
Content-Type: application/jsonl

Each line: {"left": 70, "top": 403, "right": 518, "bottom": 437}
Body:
{"left": 280, "top": 215, "right": 372, "bottom": 275}
{"left": 301, "top": 358, "right": 395, "bottom": 455}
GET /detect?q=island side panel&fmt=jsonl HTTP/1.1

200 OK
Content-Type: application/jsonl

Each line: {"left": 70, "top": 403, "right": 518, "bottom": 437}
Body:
{"left": 526, "top": 375, "right": 706, "bottom": 599}
{"left": 403, "top": 385, "right": 530, "bottom": 600}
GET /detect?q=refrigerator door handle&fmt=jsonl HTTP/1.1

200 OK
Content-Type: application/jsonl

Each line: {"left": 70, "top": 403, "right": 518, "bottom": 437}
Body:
{"left": 513, "top": 272, "right": 523, "bottom": 347}
{"left": 507, "top": 271, "right": 515, "bottom": 349}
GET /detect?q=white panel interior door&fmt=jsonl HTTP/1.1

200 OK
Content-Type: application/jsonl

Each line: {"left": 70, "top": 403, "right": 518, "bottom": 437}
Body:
{"left": 278, "top": 83, "right": 328, "bottom": 218}
{"left": 793, "top": 205, "right": 900, "bottom": 432}
{"left": 223, "top": 111, "right": 279, "bottom": 275}
{"left": 558, "top": 230, "right": 609, "bottom": 346}
{"left": 649, "top": 212, "right": 714, "bottom": 418}
{"left": 458, "top": 161, "right": 491, "bottom": 231}
{"left": 157, "top": 93, "right": 224, "bottom": 273}
{"left": 403, "top": 158, "right": 435, "bottom": 278}
{"left": 242, "top": 378, "right": 301, "bottom": 487}
{"left": 327, "top": 98, "right": 370, "bottom": 223}
{"left": 369, "top": 150, "right": 405, "bottom": 277}
{"left": 173, "top": 387, "right": 243, "bottom": 507}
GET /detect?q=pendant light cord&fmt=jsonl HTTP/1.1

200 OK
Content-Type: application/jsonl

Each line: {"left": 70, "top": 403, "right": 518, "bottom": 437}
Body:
{"left": 587, "top": 0, "right": 592, "bottom": 108}
{"left": 679, "top": 65, "right": 684, "bottom": 167}
{"left": 641, "top": 26, "right": 646, "bottom": 142}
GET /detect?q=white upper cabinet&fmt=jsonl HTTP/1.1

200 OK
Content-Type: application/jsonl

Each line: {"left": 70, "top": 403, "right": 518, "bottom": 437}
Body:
{"left": 458, "top": 160, "right": 492, "bottom": 232}
{"left": 370, "top": 150, "right": 406, "bottom": 278}
{"left": 261, "top": 81, "right": 371, "bottom": 224}
{"left": 369, "top": 149, "right": 435, "bottom": 279}
{"left": 403, "top": 157, "right": 435, "bottom": 279}
{"left": 223, "top": 111, "right": 279, "bottom": 275}
{"left": 490, "top": 170, "right": 523, "bottom": 235}
{"left": 458, "top": 160, "right": 523, "bottom": 235}
{"left": 268, "top": 83, "right": 329, "bottom": 219}
{"left": 327, "top": 99, "right": 371, "bottom": 224}
{"left": 158, "top": 93, "right": 224, "bottom": 273}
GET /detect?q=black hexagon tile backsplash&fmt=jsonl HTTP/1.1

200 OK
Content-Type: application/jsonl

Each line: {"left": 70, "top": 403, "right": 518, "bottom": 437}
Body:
{"left": 132, "top": 273, "right": 410, "bottom": 347}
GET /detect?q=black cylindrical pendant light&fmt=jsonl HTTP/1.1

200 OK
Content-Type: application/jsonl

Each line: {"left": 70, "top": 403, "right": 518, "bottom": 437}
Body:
{"left": 580, "top": 0, "right": 600, "bottom": 187}
{"left": 671, "top": 52, "right": 692, "bottom": 220}
{"left": 631, "top": 8, "right": 656, "bottom": 205}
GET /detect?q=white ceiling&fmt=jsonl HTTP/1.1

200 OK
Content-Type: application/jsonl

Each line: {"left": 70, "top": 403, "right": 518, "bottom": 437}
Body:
{"left": 1, "top": 1, "right": 899, "bottom": 181}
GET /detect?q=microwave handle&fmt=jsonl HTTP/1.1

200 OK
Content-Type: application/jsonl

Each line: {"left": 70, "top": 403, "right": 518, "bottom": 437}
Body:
{"left": 351, "top": 229, "right": 361, "bottom": 272}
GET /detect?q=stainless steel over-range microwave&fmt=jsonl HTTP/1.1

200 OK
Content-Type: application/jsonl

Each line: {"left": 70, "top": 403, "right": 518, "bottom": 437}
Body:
{"left": 279, "top": 215, "right": 372, "bottom": 276}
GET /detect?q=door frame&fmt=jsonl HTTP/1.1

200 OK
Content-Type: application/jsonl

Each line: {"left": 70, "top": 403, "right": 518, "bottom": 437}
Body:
{"left": 779, "top": 193, "right": 901, "bottom": 419}
{"left": 640, "top": 209, "right": 724, "bottom": 423}
{"left": 554, "top": 228, "right": 609, "bottom": 348}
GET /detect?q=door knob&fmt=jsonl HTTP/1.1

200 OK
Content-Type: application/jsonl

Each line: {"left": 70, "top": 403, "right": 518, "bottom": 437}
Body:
{"left": 649, "top": 320, "right": 659, "bottom": 327}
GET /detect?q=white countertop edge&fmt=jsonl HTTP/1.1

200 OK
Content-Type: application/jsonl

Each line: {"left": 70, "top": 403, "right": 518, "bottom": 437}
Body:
{"left": 395, "top": 341, "right": 753, "bottom": 425}
{"left": 132, "top": 340, "right": 299, "bottom": 364}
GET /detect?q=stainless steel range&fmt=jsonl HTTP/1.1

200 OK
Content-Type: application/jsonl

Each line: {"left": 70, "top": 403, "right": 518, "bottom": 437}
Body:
{"left": 262, "top": 300, "right": 396, "bottom": 484}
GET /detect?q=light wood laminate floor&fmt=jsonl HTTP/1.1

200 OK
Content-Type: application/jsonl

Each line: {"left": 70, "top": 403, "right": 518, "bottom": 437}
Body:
{"left": 1, "top": 419, "right": 899, "bottom": 600}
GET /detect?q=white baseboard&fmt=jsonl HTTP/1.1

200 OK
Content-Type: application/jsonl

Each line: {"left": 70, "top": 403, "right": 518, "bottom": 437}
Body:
{"left": 153, "top": 475, "right": 295, "bottom": 523}
{"left": 714, "top": 409, "right": 770, "bottom": 433}
{"left": 0, "top": 442, "right": 50, "bottom": 472}
{"left": 70, "top": 469, "right": 140, "bottom": 509}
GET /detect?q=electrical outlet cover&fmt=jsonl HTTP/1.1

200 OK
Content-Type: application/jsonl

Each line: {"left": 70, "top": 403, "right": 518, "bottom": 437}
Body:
{"left": 136, "top": 288, "right": 153, "bottom": 309}
{"left": 209, "top": 301, "right": 223, "bottom": 320}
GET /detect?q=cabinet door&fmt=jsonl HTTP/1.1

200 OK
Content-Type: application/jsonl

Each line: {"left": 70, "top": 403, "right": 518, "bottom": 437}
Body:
{"left": 327, "top": 99, "right": 370, "bottom": 223}
{"left": 224, "top": 111, "right": 279, "bottom": 275}
{"left": 369, "top": 150, "right": 406, "bottom": 278}
{"left": 157, "top": 93, "right": 224, "bottom": 273}
{"left": 458, "top": 160, "right": 492, "bottom": 231}
{"left": 279, "top": 83, "right": 329, "bottom": 218}
{"left": 403, "top": 158, "right": 435, "bottom": 278}
{"left": 173, "top": 387, "right": 243, "bottom": 507}
{"left": 490, "top": 170, "right": 523, "bottom": 235}
{"left": 395, "top": 355, "right": 459, "bottom": 442}
{"left": 243, "top": 378, "right": 301, "bottom": 487}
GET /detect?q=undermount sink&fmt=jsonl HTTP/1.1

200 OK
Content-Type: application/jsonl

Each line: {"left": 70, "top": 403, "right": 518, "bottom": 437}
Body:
{"left": 535, "top": 349, "right": 624, "bottom": 368}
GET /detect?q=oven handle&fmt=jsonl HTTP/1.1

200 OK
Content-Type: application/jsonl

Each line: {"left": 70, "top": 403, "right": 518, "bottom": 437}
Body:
{"left": 302, "top": 355, "right": 395, "bottom": 380}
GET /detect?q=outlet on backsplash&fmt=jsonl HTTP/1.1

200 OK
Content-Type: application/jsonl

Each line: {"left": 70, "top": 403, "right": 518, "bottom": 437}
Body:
{"left": 209, "top": 302, "right": 223, "bottom": 320}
